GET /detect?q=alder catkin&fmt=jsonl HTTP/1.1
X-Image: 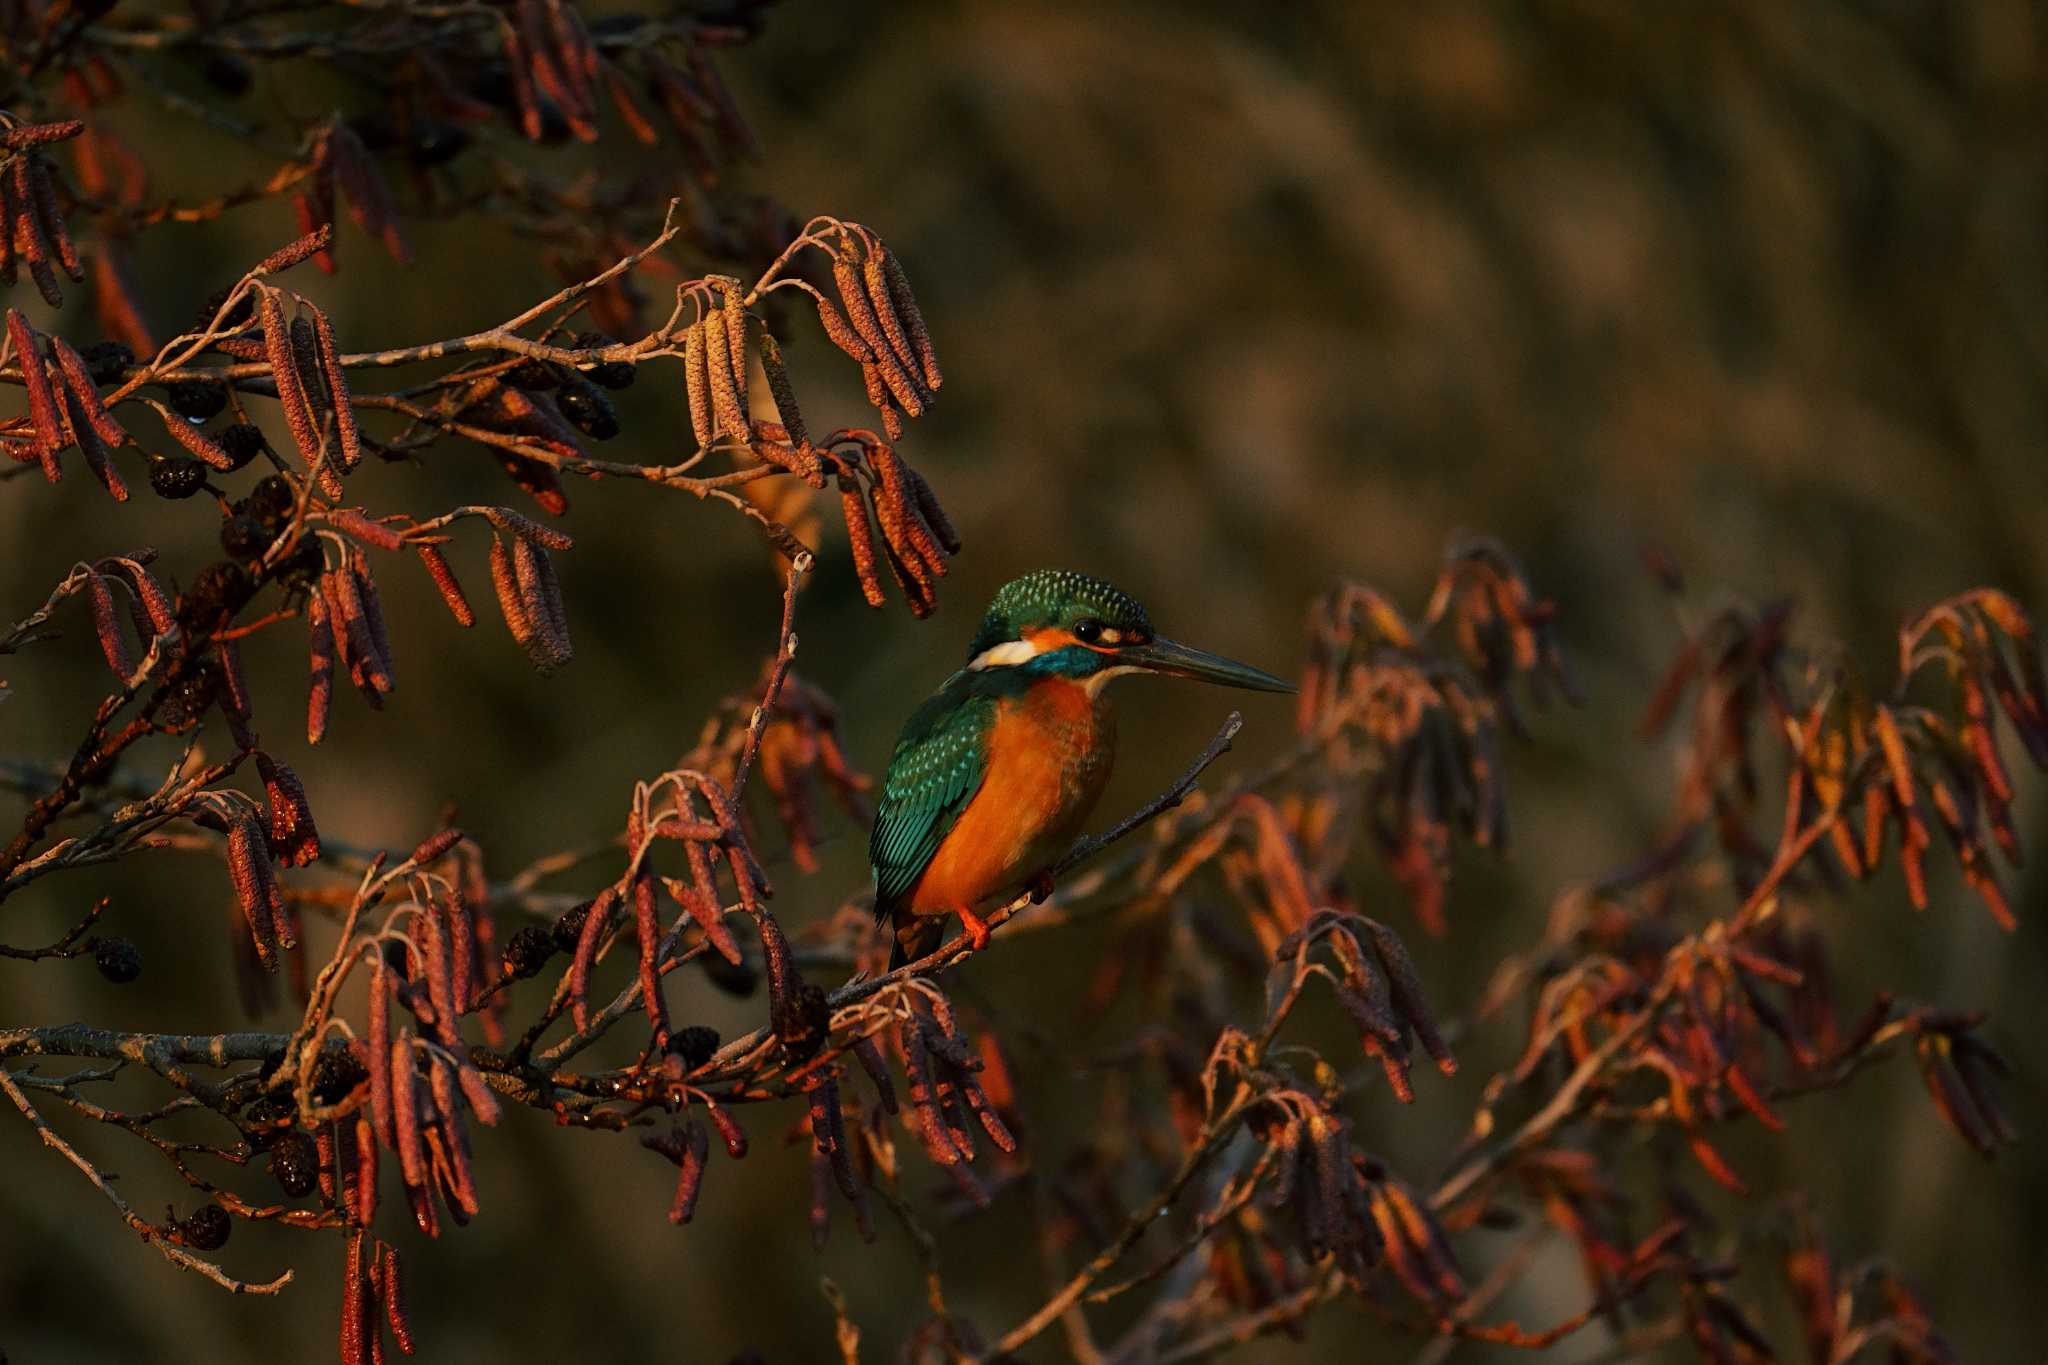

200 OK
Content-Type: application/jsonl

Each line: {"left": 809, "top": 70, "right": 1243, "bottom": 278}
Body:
{"left": 683, "top": 320, "right": 713, "bottom": 448}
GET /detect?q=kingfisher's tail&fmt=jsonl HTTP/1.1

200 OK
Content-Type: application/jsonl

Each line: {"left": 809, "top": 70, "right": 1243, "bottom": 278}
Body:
{"left": 889, "top": 917, "right": 944, "bottom": 971}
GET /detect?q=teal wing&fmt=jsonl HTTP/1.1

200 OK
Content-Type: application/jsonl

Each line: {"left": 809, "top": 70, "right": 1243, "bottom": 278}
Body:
{"left": 870, "top": 673, "right": 998, "bottom": 918}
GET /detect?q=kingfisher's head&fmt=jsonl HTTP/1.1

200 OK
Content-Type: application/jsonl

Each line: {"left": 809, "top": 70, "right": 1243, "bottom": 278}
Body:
{"left": 964, "top": 570, "right": 1294, "bottom": 694}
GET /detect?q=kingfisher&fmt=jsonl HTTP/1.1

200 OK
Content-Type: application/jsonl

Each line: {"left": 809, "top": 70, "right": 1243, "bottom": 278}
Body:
{"left": 870, "top": 570, "right": 1294, "bottom": 968}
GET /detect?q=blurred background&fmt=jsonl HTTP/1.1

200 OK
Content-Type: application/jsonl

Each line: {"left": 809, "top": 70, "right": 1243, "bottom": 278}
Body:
{"left": 4, "top": 1, "right": 2045, "bottom": 1360}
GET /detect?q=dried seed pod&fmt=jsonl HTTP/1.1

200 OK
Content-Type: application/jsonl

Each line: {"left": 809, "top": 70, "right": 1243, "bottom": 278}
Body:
{"left": 7, "top": 310, "right": 63, "bottom": 469}
{"left": 66, "top": 392, "right": 129, "bottom": 499}
{"left": 701, "top": 309, "right": 748, "bottom": 442}
{"left": 390, "top": 1038, "right": 428, "bottom": 1215}
{"left": 488, "top": 445, "right": 570, "bottom": 516}
{"left": 867, "top": 444, "right": 947, "bottom": 582}
{"left": 955, "top": 1071, "right": 1017, "bottom": 1154}
{"left": 0, "top": 119, "right": 86, "bottom": 152}
{"left": 147, "top": 401, "right": 239, "bottom": 471}
{"left": 668, "top": 865, "right": 741, "bottom": 965}
{"left": 104, "top": 557, "right": 175, "bottom": 635}
{"left": 325, "top": 564, "right": 391, "bottom": 698}
{"left": 881, "top": 246, "right": 942, "bottom": 392}
{"left": 901, "top": 1024, "right": 961, "bottom": 1166}
{"left": 752, "top": 323, "right": 809, "bottom": 454}
{"left": 225, "top": 811, "right": 281, "bottom": 971}
{"left": 26, "top": 154, "right": 81, "bottom": 286}
{"left": 306, "top": 591, "right": 335, "bottom": 744}
{"left": 325, "top": 508, "right": 404, "bottom": 553}
{"left": 861, "top": 246, "right": 919, "bottom": 381}
{"left": 834, "top": 471, "right": 887, "bottom": 610}
{"left": 488, "top": 534, "right": 542, "bottom": 667}
{"left": 718, "top": 281, "right": 748, "bottom": 382}
{"left": 833, "top": 255, "right": 922, "bottom": 416}
{"left": 632, "top": 869, "right": 669, "bottom": 1047}
{"left": 479, "top": 506, "right": 575, "bottom": 551}
{"left": 250, "top": 225, "right": 332, "bottom": 277}
{"left": 328, "top": 122, "right": 413, "bottom": 267}
{"left": 812, "top": 293, "right": 872, "bottom": 365}
{"left": 568, "top": 885, "right": 618, "bottom": 1034}
{"left": 750, "top": 426, "right": 824, "bottom": 486}
{"left": 341, "top": 1231, "right": 371, "bottom": 1365}
{"left": 11, "top": 157, "right": 70, "bottom": 306}
{"left": 511, "top": 536, "right": 572, "bottom": 670}
{"left": 902, "top": 464, "right": 960, "bottom": 555}
{"left": 367, "top": 954, "right": 395, "bottom": 1149}
{"left": 260, "top": 291, "right": 325, "bottom": 475}
{"left": 352, "top": 549, "right": 395, "bottom": 686}
{"left": 444, "top": 892, "right": 475, "bottom": 1019}
{"left": 603, "top": 61, "right": 662, "bottom": 145}
{"left": 669, "top": 1120, "right": 709, "bottom": 1224}
{"left": 85, "top": 572, "right": 133, "bottom": 678}
{"left": 1364, "top": 919, "right": 1455, "bottom": 1074}
{"left": 706, "top": 1103, "right": 748, "bottom": 1159}
{"left": 428, "top": 1058, "right": 481, "bottom": 1216}
{"left": 414, "top": 906, "right": 458, "bottom": 1048}
{"left": 353, "top": 1115, "right": 379, "bottom": 1228}
{"left": 380, "top": 1242, "right": 414, "bottom": 1354}
{"left": 258, "top": 752, "right": 321, "bottom": 867}
{"left": 49, "top": 335, "right": 127, "bottom": 448}
{"left": 851, "top": 1036, "right": 899, "bottom": 1115}
{"left": 682, "top": 319, "right": 713, "bottom": 447}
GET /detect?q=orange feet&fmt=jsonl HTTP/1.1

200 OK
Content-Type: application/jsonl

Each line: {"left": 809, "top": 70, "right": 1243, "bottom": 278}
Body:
{"left": 955, "top": 906, "right": 992, "bottom": 952}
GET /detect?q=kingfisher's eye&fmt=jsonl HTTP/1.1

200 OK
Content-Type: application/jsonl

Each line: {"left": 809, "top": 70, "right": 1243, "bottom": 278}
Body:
{"left": 1073, "top": 619, "right": 1106, "bottom": 644}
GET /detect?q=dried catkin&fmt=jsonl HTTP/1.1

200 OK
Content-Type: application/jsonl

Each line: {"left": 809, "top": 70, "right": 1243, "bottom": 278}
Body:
{"left": 8, "top": 310, "right": 63, "bottom": 468}
{"left": 701, "top": 309, "right": 747, "bottom": 442}
{"left": 682, "top": 320, "right": 713, "bottom": 447}
{"left": 306, "top": 592, "right": 334, "bottom": 744}
{"left": 49, "top": 335, "right": 127, "bottom": 446}
{"left": 85, "top": 573, "right": 132, "bottom": 678}
{"left": 488, "top": 535, "right": 541, "bottom": 665}
{"left": 836, "top": 471, "right": 887, "bottom": 609}
{"left": 882, "top": 246, "right": 943, "bottom": 392}
{"left": 151, "top": 401, "right": 239, "bottom": 470}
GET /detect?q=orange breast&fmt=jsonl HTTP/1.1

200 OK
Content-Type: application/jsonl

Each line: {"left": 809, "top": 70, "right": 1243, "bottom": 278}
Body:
{"left": 909, "top": 679, "right": 1115, "bottom": 915}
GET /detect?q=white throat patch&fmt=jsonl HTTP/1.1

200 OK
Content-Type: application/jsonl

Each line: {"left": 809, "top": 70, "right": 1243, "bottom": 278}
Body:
{"left": 967, "top": 638, "right": 1051, "bottom": 670}
{"left": 1083, "top": 664, "right": 1141, "bottom": 696}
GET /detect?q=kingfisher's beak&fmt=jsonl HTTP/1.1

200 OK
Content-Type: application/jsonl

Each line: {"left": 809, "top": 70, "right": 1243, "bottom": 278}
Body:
{"left": 1120, "top": 636, "right": 1296, "bottom": 693}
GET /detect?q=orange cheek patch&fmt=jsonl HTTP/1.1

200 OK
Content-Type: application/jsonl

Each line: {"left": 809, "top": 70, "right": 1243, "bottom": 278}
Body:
{"left": 1024, "top": 626, "right": 1076, "bottom": 653}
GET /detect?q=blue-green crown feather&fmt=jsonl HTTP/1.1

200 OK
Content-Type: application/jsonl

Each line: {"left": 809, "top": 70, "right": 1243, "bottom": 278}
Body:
{"left": 967, "top": 569, "right": 1152, "bottom": 658}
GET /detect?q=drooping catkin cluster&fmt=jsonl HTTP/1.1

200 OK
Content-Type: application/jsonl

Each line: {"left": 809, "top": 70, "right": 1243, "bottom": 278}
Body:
{"left": 4, "top": 305, "right": 131, "bottom": 495}
{"left": 542, "top": 769, "right": 788, "bottom": 1052}
{"left": 295, "top": 120, "right": 414, "bottom": 275}
{"left": 487, "top": 0, "right": 758, "bottom": 166}
{"left": 1274, "top": 910, "right": 1455, "bottom": 1104}
{"left": 1641, "top": 583, "right": 2048, "bottom": 932}
{"left": 204, "top": 790, "right": 301, "bottom": 975}
{"left": 353, "top": 899, "right": 504, "bottom": 1240}
{"left": 815, "top": 430, "right": 959, "bottom": 617}
{"left": 1294, "top": 540, "right": 1579, "bottom": 934}
{"left": 803, "top": 224, "right": 942, "bottom": 442}
{"left": 338, "top": 1232, "right": 416, "bottom": 1364}
{"left": 250, "top": 284, "right": 361, "bottom": 496}
{"left": 1776, "top": 1206, "right": 1958, "bottom": 1365}
{"left": 484, "top": 518, "right": 574, "bottom": 676}
{"left": 721, "top": 982, "right": 1022, "bottom": 1250}
{"left": 1242, "top": 1086, "right": 1467, "bottom": 1304}
{"left": 0, "top": 116, "right": 85, "bottom": 307}
{"left": 681, "top": 665, "right": 874, "bottom": 874}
